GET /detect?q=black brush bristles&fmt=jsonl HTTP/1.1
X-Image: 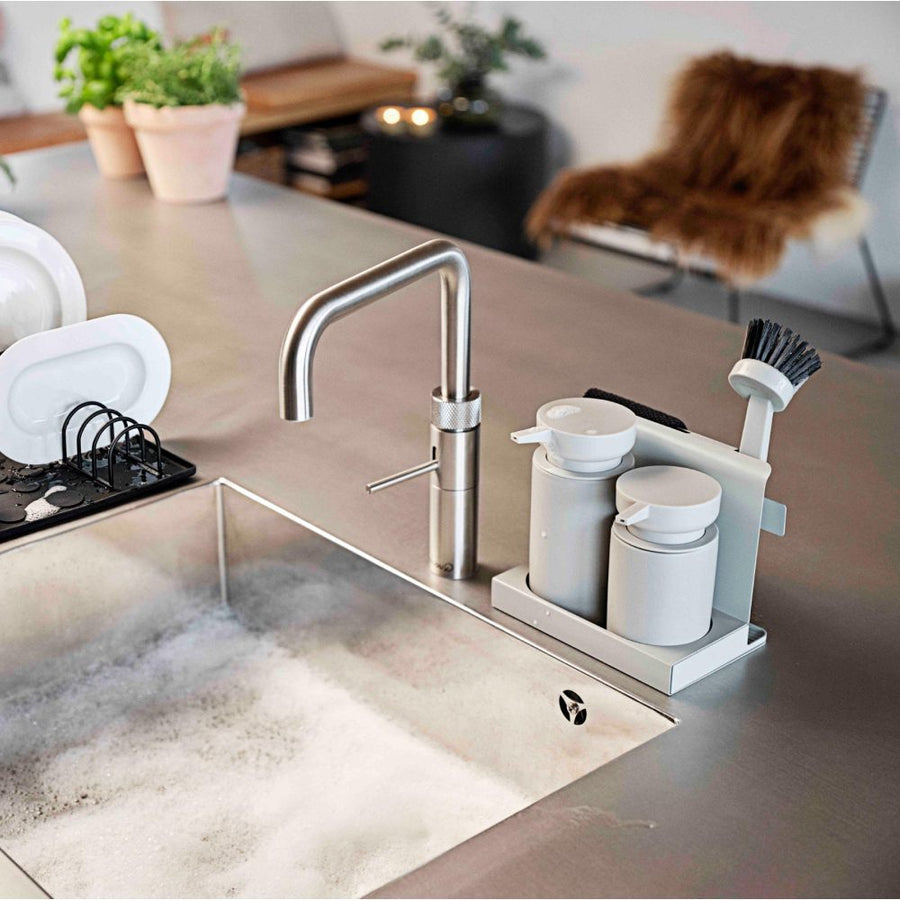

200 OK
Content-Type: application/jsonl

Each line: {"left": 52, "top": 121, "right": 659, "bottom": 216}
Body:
{"left": 741, "top": 318, "right": 822, "bottom": 386}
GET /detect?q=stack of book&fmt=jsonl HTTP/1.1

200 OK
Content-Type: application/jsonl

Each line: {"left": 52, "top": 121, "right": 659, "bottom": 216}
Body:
{"left": 284, "top": 119, "right": 369, "bottom": 202}
{"left": 235, "top": 135, "right": 287, "bottom": 185}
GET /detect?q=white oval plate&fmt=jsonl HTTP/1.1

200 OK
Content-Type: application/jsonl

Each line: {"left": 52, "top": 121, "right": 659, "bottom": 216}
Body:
{"left": 0, "top": 212, "right": 87, "bottom": 352}
{"left": 0, "top": 314, "right": 171, "bottom": 464}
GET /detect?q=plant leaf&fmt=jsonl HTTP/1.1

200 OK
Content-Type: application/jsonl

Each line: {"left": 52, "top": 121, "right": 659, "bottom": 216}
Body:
{"left": 377, "top": 6, "right": 546, "bottom": 85}
{"left": 0, "top": 157, "right": 15, "bottom": 187}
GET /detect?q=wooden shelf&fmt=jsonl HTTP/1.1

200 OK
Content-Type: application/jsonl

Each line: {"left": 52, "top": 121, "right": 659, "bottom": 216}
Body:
{"left": 0, "top": 58, "right": 416, "bottom": 155}
{"left": 241, "top": 58, "right": 416, "bottom": 135}
{"left": 0, "top": 112, "right": 86, "bottom": 155}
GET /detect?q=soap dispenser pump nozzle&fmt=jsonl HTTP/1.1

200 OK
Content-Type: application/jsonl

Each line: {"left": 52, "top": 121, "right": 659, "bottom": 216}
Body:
{"left": 510, "top": 425, "right": 553, "bottom": 445}
{"left": 510, "top": 398, "right": 637, "bottom": 474}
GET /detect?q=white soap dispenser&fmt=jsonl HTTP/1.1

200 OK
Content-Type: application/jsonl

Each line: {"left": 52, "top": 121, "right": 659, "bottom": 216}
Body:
{"left": 511, "top": 398, "right": 637, "bottom": 623}
{"left": 607, "top": 465, "right": 722, "bottom": 646}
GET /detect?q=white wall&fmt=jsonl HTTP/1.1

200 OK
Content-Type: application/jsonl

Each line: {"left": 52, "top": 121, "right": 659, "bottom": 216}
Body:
{"left": 1, "top": 1, "right": 163, "bottom": 110}
{"left": 2, "top": 1, "right": 898, "bottom": 321}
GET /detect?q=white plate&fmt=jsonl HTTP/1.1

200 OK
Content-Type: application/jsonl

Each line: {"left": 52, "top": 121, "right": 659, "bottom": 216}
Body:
{"left": 0, "top": 212, "right": 87, "bottom": 352}
{"left": 0, "top": 314, "right": 171, "bottom": 464}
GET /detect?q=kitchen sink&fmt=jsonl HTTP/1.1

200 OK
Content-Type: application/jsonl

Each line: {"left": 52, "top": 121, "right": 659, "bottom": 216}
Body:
{"left": 0, "top": 480, "right": 673, "bottom": 898}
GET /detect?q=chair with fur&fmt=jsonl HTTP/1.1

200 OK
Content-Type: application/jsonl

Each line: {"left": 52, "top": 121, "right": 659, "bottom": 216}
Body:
{"left": 527, "top": 52, "right": 893, "bottom": 353}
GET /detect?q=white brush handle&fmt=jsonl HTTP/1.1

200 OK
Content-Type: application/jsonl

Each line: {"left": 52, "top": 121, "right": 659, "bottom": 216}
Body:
{"left": 739, "top": 394, "right": 774, "bottom": 460}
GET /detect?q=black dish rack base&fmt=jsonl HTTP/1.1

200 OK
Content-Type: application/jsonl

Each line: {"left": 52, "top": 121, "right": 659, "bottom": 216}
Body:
{"left": 0, "top": 401, "right": 196, "bottom": 543}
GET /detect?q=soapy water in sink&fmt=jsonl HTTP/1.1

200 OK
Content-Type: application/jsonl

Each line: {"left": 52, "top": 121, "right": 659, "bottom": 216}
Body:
{"left": 0, "top": 556, "right": 671, "bottom": 898}
{"left": 0, "top": 600, "right": 533, "bottom": 899}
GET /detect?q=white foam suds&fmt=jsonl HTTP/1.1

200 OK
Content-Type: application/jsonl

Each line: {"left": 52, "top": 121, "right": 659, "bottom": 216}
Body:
{"left": 24, "top": 485, "right": 67, "bottom": 522}
{"left": 0, "top": 555, "right": 671, "bottom": 898}
{"left": 0, "top": 603, "right": 532, "bottom": 898}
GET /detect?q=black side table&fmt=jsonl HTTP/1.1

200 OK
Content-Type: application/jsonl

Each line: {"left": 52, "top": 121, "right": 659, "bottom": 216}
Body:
{"left": 362, "top": 105, "right": 549, "bottom": 259}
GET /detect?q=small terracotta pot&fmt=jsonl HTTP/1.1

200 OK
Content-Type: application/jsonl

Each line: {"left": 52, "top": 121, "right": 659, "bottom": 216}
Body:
{"left": 124, "top": 100, "right": 245, "bottom": 204}
{"left": 78, "top": 105, "right": 144, "bottom": 179}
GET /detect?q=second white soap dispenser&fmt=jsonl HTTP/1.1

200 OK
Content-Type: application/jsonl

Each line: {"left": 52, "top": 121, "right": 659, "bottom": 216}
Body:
{"left": 607, "top": 465, "right": 722, "bottom": 646}
{"left": 511, "top": 398, "right": 637, "bottom": 624}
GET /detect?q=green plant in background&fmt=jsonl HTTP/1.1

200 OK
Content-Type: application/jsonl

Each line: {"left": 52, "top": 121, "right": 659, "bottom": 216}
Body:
{"left": 0, "top": 156, "right": 14, "bottom": 187}
{"left": 380, "top": 5, "right": 546, "bottom": 87}
{"left": 54, "top": 14, "right": 160, "bottom": 113}
{"left": 121, "top": 30, "right": 241, "bottom": 108}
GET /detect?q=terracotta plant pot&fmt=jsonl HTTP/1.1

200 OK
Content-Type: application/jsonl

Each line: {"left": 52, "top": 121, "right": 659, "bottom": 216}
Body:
{"left": 124, "top": 100, "right": 246, "bottom": 204}
{"left": 78, "top": 105, "right": 144, "bottom": 179}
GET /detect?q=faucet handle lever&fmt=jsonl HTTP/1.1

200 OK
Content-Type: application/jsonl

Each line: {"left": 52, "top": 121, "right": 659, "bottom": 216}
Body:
{"left": 366, "top": 459, "right": 439, "bottom": 494}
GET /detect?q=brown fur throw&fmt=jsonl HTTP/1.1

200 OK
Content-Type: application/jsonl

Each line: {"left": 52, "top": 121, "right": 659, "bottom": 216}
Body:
{"left": 527, "top": 52, "right": 866, "bottom": 283}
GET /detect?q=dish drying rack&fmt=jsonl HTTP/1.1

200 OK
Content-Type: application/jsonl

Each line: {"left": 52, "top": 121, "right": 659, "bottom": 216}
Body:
{"left": 0, "top": 400, "right": 195, "bottom": 542}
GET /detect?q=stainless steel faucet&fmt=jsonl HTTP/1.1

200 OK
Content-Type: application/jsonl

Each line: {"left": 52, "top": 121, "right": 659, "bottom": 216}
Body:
{"left": 279, "top": 239, "right": 480, "bottom": 579}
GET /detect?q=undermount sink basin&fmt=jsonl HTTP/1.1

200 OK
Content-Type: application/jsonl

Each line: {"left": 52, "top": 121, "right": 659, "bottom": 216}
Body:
{"left": 0, "top": 480, "right": 673, "bottom": 898}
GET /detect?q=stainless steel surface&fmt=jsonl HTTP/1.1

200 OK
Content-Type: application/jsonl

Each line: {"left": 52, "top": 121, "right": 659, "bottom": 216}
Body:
{"left": 0, "top": 480, "right": 670, "bottom": 898}
{"left": 366, "top": 458, "right": 439, "bottom": 493}
{"left": 0, "top": 850, "right": 43, "bottom": 900}
{"left": 1, "top": 144, "right": 898, "bottom": 897}
{"left": 278, "top": 238, "right": 480, "bottom": 580}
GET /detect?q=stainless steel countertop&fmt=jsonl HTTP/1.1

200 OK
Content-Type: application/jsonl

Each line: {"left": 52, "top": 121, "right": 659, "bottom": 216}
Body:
{"left": 2, "top": 144, "right": 898, "bottom": 898}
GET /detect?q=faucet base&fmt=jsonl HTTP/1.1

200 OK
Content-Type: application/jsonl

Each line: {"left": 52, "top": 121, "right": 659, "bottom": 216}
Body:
{"left": 429, "top": 423, "right": 479, "bottom": 579}
{"left": 429, "top": 483, "right": 478, "bottom": 579}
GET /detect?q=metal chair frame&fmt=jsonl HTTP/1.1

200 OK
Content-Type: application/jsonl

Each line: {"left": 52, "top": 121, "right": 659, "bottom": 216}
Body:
{"left": 566, "top": 86, "right": 895, "bottom": 357}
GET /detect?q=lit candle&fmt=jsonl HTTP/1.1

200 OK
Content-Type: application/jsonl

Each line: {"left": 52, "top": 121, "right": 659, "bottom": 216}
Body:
{"left": 375, "top": 106, "right": 406, "bottom": 135}
{"left": 405, "top": 107, "right": 438, "bottom": 137}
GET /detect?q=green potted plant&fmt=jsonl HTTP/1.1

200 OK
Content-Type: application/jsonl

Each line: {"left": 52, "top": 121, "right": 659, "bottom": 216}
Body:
{"left": 54, "top": 14, "right": 159, "bottom": 178}
{"left": 381, "top": 6, "right": 546, "bottom": 128}
{"left": 121, "top": 30, "right": 244, "bottom": 203}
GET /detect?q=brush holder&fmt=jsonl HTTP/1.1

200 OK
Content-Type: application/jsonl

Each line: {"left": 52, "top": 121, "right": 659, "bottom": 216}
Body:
{"left": 492, "top": 413, "right": 777, "bottom": 695}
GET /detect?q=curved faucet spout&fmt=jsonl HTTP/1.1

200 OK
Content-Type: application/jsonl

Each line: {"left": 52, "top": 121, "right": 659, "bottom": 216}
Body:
{"left": 279, "top": 239, "right": 472, "bottom": 421}
{"left": 277, "top": 239, "right": 479, "bottom": 580}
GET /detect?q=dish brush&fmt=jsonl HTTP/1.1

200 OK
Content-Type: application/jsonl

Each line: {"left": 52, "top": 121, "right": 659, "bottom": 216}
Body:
{"left": 728, "top": 318, "right": 822, "bottom": 461}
